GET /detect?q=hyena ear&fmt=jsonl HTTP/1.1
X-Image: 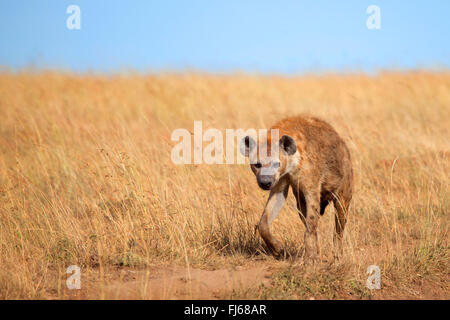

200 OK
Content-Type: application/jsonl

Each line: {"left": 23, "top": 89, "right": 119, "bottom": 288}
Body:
{"left": 240, "top": 136, "right": 256, "bottom": 157}
{"left": 280, "top": 135, "right": 297, "bottom": 155}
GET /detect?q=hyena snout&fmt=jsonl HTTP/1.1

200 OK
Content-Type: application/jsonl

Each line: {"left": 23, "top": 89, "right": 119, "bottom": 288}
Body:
{"left": 257, "top": 175, "right": 275, "bottom": 190}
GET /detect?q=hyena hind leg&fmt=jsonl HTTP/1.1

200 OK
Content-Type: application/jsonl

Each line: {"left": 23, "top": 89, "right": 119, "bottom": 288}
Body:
{"left": 332, "top": 193, "right": 351, "bottom": 260}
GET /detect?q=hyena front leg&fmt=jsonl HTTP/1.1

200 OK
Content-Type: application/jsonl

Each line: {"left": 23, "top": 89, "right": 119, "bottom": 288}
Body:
{"left": 303, "top": 190, "right": 321, "bottom": 264}
{"left": 258, "top": 178, "right": 289, "bottom": 257}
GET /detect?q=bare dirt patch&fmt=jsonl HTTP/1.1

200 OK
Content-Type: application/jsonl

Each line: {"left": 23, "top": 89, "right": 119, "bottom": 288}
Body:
{"left": 70, "top": 262, "right": 271, "bottom": 299}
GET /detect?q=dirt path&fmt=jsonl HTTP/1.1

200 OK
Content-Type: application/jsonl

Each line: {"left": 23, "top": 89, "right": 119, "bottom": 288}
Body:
{"left": 75, "top": 262, "right": 271, "bottom": 299}
{"left": 59, "top": 259, "right": 448, "bottom": 300}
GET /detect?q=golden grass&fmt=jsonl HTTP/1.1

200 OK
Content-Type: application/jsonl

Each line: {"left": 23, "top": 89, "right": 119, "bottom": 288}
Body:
{"left": 0, "top": 71, "right": 448, "bottom": 299}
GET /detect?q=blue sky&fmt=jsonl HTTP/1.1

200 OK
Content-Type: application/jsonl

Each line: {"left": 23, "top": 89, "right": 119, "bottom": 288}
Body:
{"left": 1, "top": 1, "right": 449, "bottom": 73}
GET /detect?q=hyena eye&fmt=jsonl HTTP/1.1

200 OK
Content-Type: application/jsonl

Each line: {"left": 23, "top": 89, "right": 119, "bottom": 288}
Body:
{"left": 254, "top": 162, "right": 262, "bottom": 169}
{"left": 273, "top": 162, "right": 280, "bottom": 168}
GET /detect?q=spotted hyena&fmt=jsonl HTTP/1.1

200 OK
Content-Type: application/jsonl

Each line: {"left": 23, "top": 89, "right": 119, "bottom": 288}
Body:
{"left": 241, "top": 115, "right": 353, "bottom": 263}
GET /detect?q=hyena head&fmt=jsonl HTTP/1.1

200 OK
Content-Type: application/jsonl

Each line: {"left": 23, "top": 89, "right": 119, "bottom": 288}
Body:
{"left": 240, "top": 134, "right": 298, "bottom": 190}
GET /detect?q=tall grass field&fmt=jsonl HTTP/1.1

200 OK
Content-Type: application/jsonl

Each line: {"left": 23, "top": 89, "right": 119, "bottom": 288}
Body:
{"left": 0, "top": 71, "right": 448, "bottom": 299}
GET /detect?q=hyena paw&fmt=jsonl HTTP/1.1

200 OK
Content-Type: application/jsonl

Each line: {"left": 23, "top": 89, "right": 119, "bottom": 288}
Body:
{"left": 303, "top": 251, "right": 320, "bottom": 265}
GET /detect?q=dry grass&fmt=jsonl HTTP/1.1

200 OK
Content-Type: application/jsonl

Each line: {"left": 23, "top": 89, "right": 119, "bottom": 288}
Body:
{"left": 0, "top": 71, "right": 448, "bottom": 299}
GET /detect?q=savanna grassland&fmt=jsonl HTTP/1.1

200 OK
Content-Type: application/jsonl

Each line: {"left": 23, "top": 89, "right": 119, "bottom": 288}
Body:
{"left": 0, "top": 71, "right": 448, "bottom": 299}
